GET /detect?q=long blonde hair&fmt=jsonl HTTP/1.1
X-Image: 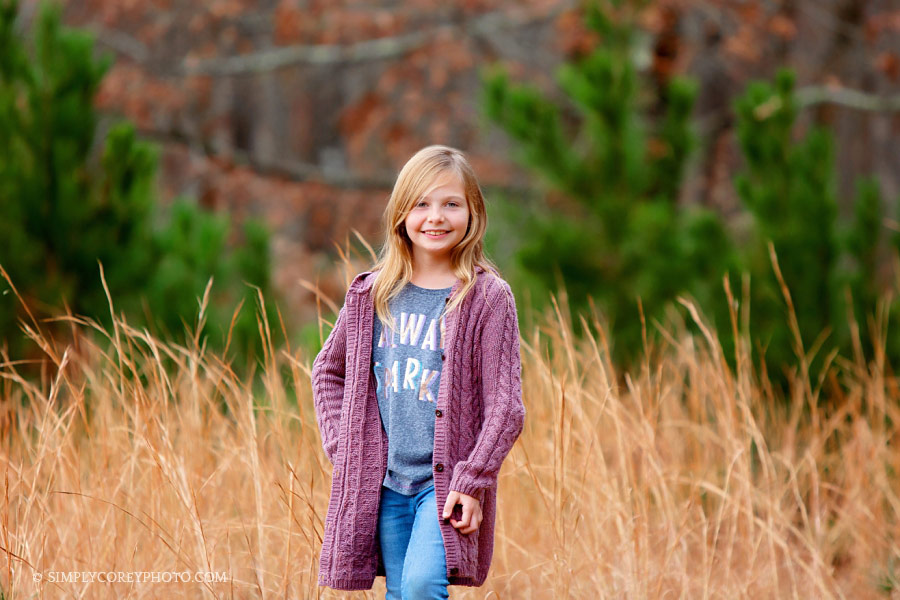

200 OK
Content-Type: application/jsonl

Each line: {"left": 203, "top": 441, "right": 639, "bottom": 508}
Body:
{"left": 371, "top": 145, "right": 501, "bottom": 334}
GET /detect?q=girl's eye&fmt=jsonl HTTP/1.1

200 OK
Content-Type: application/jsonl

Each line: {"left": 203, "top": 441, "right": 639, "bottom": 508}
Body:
{"left": 415, "top": 200, "right": 461, "bottom": 207}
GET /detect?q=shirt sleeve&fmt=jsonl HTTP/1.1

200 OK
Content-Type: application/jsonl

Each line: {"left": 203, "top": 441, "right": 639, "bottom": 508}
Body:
{"left": 448, "top": 282, "right": 526, "bottom": 497}
{"left": 311, "top": 303, "right": 348, "bottom": 464}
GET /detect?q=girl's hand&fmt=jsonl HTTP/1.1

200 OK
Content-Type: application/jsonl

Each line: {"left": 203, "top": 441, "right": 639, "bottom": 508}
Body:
{"left": 442, "top": 490, "right": 482, "bottom": 535}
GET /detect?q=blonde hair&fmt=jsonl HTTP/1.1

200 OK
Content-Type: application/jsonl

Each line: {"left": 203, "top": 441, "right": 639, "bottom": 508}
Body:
{"left": 371, "top": 145, "right": 501, "bottom": 334}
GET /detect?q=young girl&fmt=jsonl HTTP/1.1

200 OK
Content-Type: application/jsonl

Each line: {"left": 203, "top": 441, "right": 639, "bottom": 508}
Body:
{"left": 312, "top": 145, "right": 526, "bottom": 598}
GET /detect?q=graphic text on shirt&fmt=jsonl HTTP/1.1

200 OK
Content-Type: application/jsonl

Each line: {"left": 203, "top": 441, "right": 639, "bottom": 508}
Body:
{"left": 374, "top": 311, "right": 446, "bottom": 403}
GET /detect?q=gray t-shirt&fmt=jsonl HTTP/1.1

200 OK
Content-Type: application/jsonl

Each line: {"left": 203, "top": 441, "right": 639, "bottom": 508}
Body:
{"left": 372, "top": 281, "right": 452, "bottom": 495}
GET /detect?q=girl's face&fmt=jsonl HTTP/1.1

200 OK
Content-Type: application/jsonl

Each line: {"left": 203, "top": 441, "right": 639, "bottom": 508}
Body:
{"left": 404, "top": 171, "right": 470, "bottom": 265}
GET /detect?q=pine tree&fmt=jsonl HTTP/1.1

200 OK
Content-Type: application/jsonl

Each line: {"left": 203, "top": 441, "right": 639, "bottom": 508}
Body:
{"left": 481, "top": 0, "right": 740, "bottom": 370}
{"left": 481, "top": 1, "right": 899, "bottom": 393}
{"left": 0, "top": 0, "right": 280, "bottom": 375}
{"left": 734, "top": 68, "right": 899, "bottom": 385}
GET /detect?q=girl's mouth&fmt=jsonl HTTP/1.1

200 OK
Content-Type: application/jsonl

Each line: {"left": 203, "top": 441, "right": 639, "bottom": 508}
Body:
{"left": 423, "top": 231, "right": 449, "bottom": 238}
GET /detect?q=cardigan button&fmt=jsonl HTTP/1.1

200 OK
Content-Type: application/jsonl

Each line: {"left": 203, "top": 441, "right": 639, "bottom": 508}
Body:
{"left": 450, "top": 567, "right": 458, "bottom": 575}
{"left": 435, "top": 463, "right": 444, "bottom": 472}
{"left": 441, "top": 353, "right": 445, "bottom": 361}
{"left": 435, "top": 409, "right": 442, "bottom": 417}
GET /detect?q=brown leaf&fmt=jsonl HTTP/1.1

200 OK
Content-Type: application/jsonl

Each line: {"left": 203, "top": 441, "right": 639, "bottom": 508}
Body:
{"left": 768, "top": 15, "right": 797, "bottom": 40}
{"left": 724, "top": 26, "right": 761, "bottom": 63}
{"left": 876, "top": 52, "right": 900, "bottom": 82}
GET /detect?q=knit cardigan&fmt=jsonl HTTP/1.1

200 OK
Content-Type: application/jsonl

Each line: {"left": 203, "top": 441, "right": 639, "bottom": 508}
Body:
{"left": 311, "top": 264, "right": 526, "bottom": 590}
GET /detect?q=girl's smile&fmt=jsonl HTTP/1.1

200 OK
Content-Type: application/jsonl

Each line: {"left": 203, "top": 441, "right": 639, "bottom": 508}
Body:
{"left": 404, "top": 172, "right": 469, "bottom": 262}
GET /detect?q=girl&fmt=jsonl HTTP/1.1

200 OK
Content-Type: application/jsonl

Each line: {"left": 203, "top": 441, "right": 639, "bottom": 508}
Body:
{"left": 312, "top": 145, "right": 526, "bottom": 598}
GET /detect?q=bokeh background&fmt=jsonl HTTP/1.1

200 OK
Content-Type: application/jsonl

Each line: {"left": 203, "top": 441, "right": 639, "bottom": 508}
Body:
{"left": 3, "top": 0, "right": 899, "bottom": 378}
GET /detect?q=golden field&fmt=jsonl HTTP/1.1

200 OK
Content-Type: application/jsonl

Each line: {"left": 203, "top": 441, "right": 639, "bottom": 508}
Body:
{"left": 1, "top": 259, "right": 898, "bottom": 599}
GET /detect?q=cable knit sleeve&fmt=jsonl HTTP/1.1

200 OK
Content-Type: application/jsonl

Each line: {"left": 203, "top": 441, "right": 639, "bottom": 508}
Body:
{"left": 449, "top": 281, "right": 526, "bottom": 497}
{"left": 311, "top": 303, "right": 348, "bottom": 465}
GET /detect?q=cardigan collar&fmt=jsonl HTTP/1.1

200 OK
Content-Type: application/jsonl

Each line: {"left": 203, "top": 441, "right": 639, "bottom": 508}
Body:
{"left": 348, "top": 265, "right": 487, "bottom": 297}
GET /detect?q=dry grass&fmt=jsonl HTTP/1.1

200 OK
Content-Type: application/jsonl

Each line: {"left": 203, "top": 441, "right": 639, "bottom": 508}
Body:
{"left": 1, "top": 247, "right": 899, "bottom": 599}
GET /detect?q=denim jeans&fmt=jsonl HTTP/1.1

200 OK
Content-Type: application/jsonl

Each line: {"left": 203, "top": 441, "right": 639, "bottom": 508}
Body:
{"left": 377, "top": 484, "right": 450, "bottom": 599}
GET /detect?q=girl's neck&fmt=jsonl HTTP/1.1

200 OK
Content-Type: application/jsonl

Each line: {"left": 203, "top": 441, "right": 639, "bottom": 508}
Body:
{"left": 409, "top": 261, "right": 457, "bottom": 289}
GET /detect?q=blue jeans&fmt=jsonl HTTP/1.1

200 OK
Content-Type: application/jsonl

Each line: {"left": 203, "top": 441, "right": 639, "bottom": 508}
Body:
{"left": 377, "top": 484, "right": 450, "bottom": 599}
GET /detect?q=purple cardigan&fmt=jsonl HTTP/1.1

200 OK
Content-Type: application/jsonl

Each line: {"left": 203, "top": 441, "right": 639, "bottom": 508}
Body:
{"left": 311, "top": 265, "right": 526, "bottom": 590}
